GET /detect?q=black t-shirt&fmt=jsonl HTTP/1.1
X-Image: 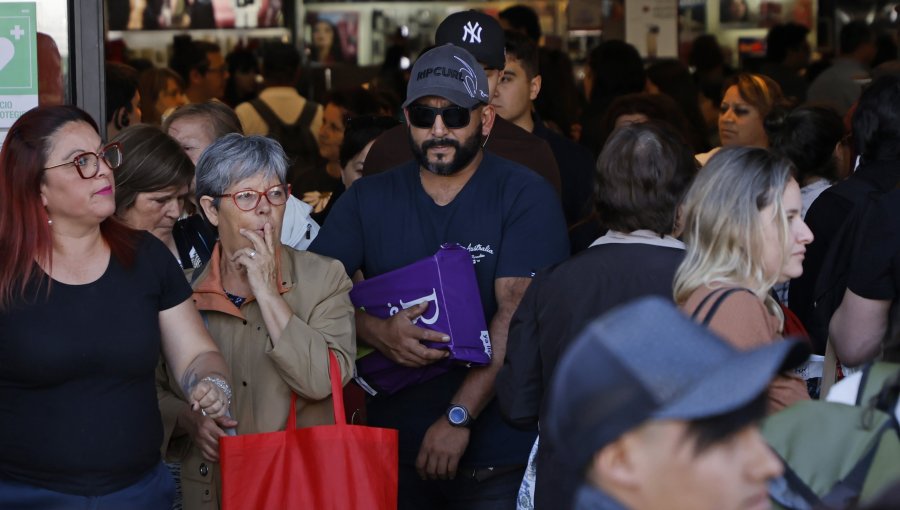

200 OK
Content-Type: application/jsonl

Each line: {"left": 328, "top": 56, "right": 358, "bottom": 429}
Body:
{"left": 849, "top": 190, "right": 900, "bottom": 301}
{"left": 790, "top": 160, "right": 900, "bottom": 353}
{"left": 310, "top": 152, "right": 569, "bottom": 466}
{"left": 0, "top": 232, "right": 192, "bottom": 495}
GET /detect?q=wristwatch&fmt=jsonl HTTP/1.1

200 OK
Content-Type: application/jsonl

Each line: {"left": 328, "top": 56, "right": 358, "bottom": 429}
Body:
{"left": 446, "top": 404, "right": 472, "bottom": 427}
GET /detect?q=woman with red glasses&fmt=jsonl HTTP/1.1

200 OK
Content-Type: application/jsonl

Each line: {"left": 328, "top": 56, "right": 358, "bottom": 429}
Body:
{"left": 0, "top": 106, "right": 233, "bottom": 508}
{"left": 166, "top": 133, "right": 355, "bottom": 509}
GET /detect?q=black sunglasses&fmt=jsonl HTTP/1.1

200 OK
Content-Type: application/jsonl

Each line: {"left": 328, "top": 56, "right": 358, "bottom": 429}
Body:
{"left": 407, "top": 104, "right": 474, "bottom": 129}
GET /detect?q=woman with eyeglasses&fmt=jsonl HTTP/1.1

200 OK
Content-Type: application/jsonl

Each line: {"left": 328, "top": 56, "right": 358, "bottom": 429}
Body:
{"left": 0, "top": 106, "right": 234, "bottom": 508}
{"left": 173, "top": 133, "right": 355, "bottom": 509}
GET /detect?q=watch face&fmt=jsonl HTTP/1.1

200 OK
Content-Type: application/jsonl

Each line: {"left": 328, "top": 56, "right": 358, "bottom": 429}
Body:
{"left": 449, "top": 406, "right": 467, "bottom": 424}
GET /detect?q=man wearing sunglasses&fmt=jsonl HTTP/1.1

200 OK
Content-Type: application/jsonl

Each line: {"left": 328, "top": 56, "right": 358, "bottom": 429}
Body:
{"left": 362, "top": 10, "right": 561, "bottom": 195}
{"left": 310, "top": 44, "right": 569, "bottom": 509}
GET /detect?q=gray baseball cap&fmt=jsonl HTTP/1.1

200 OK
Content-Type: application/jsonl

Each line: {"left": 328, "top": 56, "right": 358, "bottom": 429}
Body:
{"left": 403, "top": 44, "right": 491, "bottom": 109}
{"left": 545, "top": 297, "right": 808, "bottom": 473}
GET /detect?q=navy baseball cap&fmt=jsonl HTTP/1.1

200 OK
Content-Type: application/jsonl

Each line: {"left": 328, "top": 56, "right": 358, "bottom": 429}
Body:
{"left": 403, "top": 44, "right": 490, "bottom": 109}
{"left": 545, "top": 297, "right": 808, "bottom": 473}
{"left": 436, "top": 10, "right": 506, "bottom": 70}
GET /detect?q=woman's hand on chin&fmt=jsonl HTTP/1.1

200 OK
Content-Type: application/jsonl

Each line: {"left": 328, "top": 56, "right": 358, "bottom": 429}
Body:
{"left": 231, "top": 222, "right": 279, "bottom": 299}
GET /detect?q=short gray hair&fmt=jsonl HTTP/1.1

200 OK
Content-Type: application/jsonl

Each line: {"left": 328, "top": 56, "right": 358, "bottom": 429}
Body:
{"left": 195, "top": 134, "right": 289, "bottom": 207}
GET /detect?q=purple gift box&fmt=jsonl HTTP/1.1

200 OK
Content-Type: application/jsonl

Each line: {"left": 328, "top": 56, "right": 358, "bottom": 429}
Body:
{"left": 350, "top": 244, "right": 492, "bottom": 395}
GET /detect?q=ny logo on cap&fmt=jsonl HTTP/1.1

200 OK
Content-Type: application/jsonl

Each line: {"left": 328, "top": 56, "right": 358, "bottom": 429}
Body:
{"left": 462, "top": 21, "right": 482, "bottom": 44}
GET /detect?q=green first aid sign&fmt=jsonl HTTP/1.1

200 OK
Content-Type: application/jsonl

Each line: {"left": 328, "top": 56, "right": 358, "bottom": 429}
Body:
{"left": 0, "top": 2, "right": 37, "bottom": 128}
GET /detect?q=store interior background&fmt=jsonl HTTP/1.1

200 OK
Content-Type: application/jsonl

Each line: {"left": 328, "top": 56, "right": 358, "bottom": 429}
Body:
{"left": 1, "top": 0, "right": 899, "bottom": 141}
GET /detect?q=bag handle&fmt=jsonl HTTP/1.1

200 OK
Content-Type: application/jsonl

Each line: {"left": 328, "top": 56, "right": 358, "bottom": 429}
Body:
{"left": 287, "top": 350, "right": 346, "bottom": 430}
{"left": 690, "top": 287, "right": 754, "bottom": 327}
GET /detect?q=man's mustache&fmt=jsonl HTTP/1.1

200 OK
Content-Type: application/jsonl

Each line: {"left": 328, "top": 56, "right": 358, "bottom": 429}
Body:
{"left": 422, "top": 138, "right": 460, "bottom": 150}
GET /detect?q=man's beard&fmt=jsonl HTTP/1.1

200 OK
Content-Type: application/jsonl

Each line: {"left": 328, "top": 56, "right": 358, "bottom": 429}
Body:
{"left": 409, "top": 122, "right": 483, "bottom": 176}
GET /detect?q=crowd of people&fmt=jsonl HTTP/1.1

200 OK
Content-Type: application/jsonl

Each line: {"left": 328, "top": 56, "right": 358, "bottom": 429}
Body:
{"left": 3, "top": 4, "right": 900, "bottom": 510}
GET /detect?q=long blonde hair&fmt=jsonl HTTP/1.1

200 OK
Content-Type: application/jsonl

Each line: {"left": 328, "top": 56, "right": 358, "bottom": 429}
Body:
{"left": 674, "top": 147, "right": 794, "bottom": 317}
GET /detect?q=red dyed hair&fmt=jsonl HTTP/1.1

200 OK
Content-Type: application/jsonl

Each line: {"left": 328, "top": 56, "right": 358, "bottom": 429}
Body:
{"left": 0, "top": 105, "right": 138, "bottom": 310}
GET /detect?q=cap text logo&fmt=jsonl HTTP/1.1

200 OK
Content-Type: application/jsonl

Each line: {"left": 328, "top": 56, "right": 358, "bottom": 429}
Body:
{"left": 462, "top": 21, "right": 483, "bottom": 44}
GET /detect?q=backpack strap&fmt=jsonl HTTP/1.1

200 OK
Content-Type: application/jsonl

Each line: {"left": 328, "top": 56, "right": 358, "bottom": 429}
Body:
{"left": 819, "top": 420, "right": 894, "bottom": 509}
{"left": 770, "top": 420, "right": 893, "bottom": 510}
{"left": 297, "top": 99, "right": 319, "bottom": 129}
{"left": 770, "top": 455, "right": 825, "bottom": 510}
{"left": 692, "top": 288, "right": 755, "bottom": 327}
{"left": 250, "top": 98, "right": 286, "bottom": 128}
{"left": 855, "top": 362, "right": 876, "bottom": 406}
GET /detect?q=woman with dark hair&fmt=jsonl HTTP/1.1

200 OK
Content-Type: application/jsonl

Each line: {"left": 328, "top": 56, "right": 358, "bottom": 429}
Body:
{"left": 338, "top": 115, "right": 400, "bottom": 189}
{"left": 296, "top": 87, "right": 385, "bottom": 223}
{"left": 0, "top": 105, "right": 233, "bottom": 508}
{"left": 596, "top": 93, "right": 697, "bottom": 152}
{"left": 769, "top": 105, "right": 846, "bottom": 217}
{"left": 139, "top": 67, "right": 187, "bottom": 126}
{"left": 497, "top": 121, "right": 697, "bottom": 510}
{"left": 579, "top": 40, "right": 646, "bottom": 158}
{"left": 310, "top": 19, "right": 345, "bottom": 64}
{"left": 646, "top": 59, "right": 711, "bottom": 153}
{"left": 112, "top": 124, "right": 195, "bottom": 267}
{"left": 696, "top": 73, "right": 789, "bottom": 165}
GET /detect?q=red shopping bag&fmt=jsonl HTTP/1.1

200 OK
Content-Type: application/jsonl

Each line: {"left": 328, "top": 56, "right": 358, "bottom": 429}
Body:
{"left": 219, "top": 351, "right": 398, "bottom": 510}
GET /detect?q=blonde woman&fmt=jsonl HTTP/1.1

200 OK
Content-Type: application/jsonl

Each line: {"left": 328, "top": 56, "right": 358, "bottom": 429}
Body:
{"left": 675, "top": 146, "right": 813, "bottom": 412}
{"left": 695, "top": 73, "right": 788, "bottom": 165}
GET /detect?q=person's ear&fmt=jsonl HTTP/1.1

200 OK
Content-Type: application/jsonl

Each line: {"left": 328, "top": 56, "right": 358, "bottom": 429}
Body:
{"left": 199, "top": 196, "right": 220, "bottom": 227}
{"left": 481, "top": 104, "right": 496, "bottom": 137}
{"left": 592, "top": 436, "right": 644, "bottom": 492}
{"left": 529, "top": 75, "right": 542, "bottom": 101}
{"left": 114, "top": 106, "right": 130, "bottom": 130}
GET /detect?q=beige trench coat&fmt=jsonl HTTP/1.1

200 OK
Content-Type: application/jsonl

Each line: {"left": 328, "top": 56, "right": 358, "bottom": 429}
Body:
{"left": 157, "top": 244, "right": 356, "bottom": 510}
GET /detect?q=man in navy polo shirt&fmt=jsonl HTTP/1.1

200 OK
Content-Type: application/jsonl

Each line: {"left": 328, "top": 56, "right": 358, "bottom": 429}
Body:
{"left": 310, "top": 44, "right": 568, "bottom": 508}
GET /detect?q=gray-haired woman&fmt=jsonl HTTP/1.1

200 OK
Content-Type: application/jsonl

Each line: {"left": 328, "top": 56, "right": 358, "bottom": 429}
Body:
{"left": 160, "top": 134, "right": 356, "bottom": 510}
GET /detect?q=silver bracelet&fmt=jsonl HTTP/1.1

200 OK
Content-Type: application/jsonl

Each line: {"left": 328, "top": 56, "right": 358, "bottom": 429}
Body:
{"left": 201, "top": 376, "right": 233, "bottom": 408}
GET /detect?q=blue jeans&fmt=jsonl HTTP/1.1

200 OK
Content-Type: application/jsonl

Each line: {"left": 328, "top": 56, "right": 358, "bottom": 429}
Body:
{"left": 399, "top": 462, "right": 524, "bottom": 510}
{"left": 0, "top": 461, "right": 175, "bottom": 510}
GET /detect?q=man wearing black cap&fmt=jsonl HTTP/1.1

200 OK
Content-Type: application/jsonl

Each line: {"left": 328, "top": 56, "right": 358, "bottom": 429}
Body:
{"left": 310, "top": 44, "right": 568, "bottom": 508}
{"left": 363, "top": 10, "right": 562, "bottom": 194}
{"left": 545, "top": 297, "right": 803, "bottom": 510}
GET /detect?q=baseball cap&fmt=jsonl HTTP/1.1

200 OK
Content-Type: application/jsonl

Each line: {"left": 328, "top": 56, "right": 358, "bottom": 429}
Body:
{"left": 436, "top": 10, "right": 506, "bottom": 70}
{"left": 402, "top": 44, "right": 490, "bottom": 109}
{"left": 545, "top": 297, "right": 808, "bottom": 473}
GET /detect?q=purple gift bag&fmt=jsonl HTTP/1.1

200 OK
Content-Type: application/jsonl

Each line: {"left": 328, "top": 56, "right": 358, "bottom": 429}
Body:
{"left": 350, "top": 244, "right": 492, "bottom": 395}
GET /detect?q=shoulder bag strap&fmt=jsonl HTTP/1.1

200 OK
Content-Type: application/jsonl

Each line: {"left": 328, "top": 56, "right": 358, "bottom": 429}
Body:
{"left": 328, "top": 350, "right": 347, "bottom": 426}
{"left": 286, "top": 351, "right": 345, "bottom": 430}
{"left": 701, "top": 288, "right": 755, "bottom": 327}
{"left": 250, "top": 98, "right": 285, "bottom": 128}
{"left": 690, "top": 288, "right": 728, "bottom": 322}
